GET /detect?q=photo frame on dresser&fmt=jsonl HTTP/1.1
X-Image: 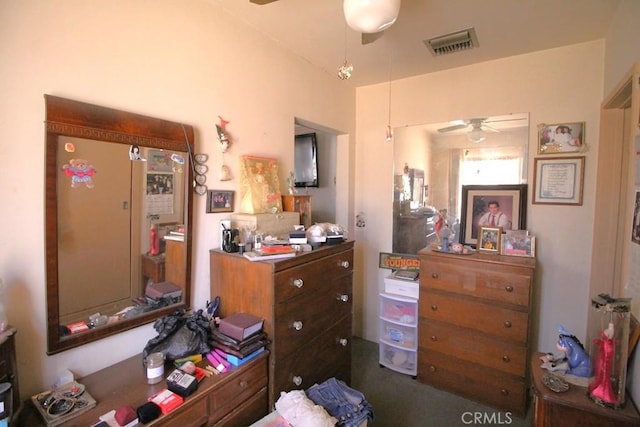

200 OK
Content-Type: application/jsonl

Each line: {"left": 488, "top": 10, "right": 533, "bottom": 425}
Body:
{"left": 477, "top": 226, "right": 502, "bottom": 254}
{"left": 460, "top": 184, "right": 527, "bottom": 247}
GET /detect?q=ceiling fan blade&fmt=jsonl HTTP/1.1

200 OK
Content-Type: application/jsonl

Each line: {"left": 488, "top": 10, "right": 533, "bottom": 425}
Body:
{"left": 481, "top": 124, "right": 500, "bottom": 133}
{"left": 250, "top": 0, "right": 279, "bottom": 4}
{"left": 438, "top": 123, "right": 469, "bottom": 133}
{"left": 361, "top": 31, "right": 385, "bottom": 45}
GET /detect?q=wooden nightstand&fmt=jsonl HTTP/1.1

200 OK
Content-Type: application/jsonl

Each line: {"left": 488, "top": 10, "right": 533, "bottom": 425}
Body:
{"left": 530, "top": 351, "right": 640, "bottom": 426}
{"left": 141, "top": 253, "right": 165, "bottom": 286}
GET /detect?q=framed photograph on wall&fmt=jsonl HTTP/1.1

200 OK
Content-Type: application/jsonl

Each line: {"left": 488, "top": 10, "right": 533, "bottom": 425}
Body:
{"left": 206, "top": 190, "right": 234, "bottom": 213}
{"left": 477, "top": 226, "right": 502, "bottom": 254}
{"left": 537, "top": 122, "right": 585, "bottom": 154}
{"left": 460, "top": 184, "right": 527, "bottom": 247}
{"left": 532, "top": 156, "right": 585, "bottom": 205}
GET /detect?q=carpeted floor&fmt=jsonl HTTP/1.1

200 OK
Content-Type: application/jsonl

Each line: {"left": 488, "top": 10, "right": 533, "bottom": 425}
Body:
{"left": 350, "top": 337, "right": 532, "bottom": 427}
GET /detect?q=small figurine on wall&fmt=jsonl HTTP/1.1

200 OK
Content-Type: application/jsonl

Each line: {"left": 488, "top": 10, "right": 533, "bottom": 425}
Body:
{"left": 216, "top": 116, "right": 232, "bottom": 153}
{"left": 287, "top": 171, "right": 297, "bottom": 195}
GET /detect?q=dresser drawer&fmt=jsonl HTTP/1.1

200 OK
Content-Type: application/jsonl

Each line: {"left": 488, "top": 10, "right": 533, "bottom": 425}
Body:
{"left": 209, "top": 355, "right": 268, "bottom": 425}
{"left": 420, "top": 291, "right": 529, "bottom": 343}
{"left": 418, "top": 350, "right": 527, "bottom": 416}
{"left": 157, "top": 395, "right": 208, "bottom": 427}
{"left": 213, "top": 386, "right": 268, "bottom": 427}
{"left": 420, "top": 258, "right": 532, "bottom": 308}
{"left": 274, "top": 250, "right": 353, "bottom": 302}
{"left": 273, "top": 274, "right": 352, "bottom": 358}
{"left": 419, "top": 320, "right": 526, "bottom": 377}
{"left": 273, "top": 318, "right": 351, "bottom": 395}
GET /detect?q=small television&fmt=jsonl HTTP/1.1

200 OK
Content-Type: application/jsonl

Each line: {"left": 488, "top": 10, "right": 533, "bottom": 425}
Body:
{"left": 294, "top": 133, "right": 319, "bottom": 188}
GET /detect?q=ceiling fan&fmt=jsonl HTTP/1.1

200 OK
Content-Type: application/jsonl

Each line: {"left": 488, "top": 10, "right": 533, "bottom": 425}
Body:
{"left": 249, "top": 0, "right": 401, "bottom": 45}
{"left": 437, "top": 117, "right": 526, "bottom": 143}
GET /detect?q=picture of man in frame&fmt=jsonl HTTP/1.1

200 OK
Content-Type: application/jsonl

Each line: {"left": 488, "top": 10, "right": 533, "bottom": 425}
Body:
{"left": 472, "top": 196, "right": 514, "bottom": 239}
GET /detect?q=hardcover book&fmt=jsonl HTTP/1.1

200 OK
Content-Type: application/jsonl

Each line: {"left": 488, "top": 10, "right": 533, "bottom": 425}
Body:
{"left": 218, "top": 312, "right": 264, "bottom": 341}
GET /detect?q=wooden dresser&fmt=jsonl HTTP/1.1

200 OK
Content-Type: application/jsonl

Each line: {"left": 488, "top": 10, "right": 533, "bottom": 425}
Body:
{"left": 18, "top": 351, "right": 268, "bottom": 427}
{"left": 530, "top": 352, "right": 640, "bottom": 426}
{"left": 418, "top": 247, "right": 536, "bottom": 416}
{"left": 0, "top": 327, "right": 20, "bottom": 423}
{"left": 210, "top": 241, "right": 354, "bottom": 408}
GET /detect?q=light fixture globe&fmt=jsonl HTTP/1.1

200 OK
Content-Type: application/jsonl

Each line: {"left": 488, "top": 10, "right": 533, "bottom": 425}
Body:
{"left": 467, "top": 126, "right": 486, "bottom": 143}
{"left": 343, "top": 0, "right": 401, "bottom": 34}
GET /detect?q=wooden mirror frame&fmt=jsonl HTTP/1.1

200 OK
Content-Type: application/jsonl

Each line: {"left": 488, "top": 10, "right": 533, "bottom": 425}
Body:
{"left": 44, "top": 94, "right": 194, "bottom": 354}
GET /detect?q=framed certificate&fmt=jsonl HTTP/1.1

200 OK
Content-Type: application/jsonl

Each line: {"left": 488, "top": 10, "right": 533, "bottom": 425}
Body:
{"left": 532, "top": 156, "right": 585, "bottom": 205}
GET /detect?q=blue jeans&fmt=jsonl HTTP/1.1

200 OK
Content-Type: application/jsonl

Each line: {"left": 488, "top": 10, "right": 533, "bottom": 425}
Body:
{"left": 306, "top": 378, "right": 374, "bottom": 427}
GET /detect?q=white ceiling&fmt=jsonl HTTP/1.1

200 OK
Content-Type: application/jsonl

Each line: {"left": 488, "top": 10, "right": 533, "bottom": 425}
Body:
{"left": 212, "top": 0, "right": 620, "bottom": 87}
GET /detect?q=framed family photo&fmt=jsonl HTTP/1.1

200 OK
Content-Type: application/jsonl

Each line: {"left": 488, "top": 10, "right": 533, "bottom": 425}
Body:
{"left": 478, "top": 226, "right": 502, "bottom": 254}
{"left": 501, "top": 231, "right": 536, "bottom": 257}
{"left": 206, "top": 190, "right": 234, "bottom": 213}
{"left": 460, "top": 184, "right": 527, "bottom": 247}
{"left": 532, "top": 156, "right": 585, "bottom": 206}
{"left": 537, "top": 122, "right": 585, "bottom": 154}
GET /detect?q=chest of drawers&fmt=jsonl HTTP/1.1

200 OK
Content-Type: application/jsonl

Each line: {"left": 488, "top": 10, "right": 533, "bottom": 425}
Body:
{"left": 418, "top": 248, "right": 536, "bottom": 416}
{"left": 210, "top": 241, "right": 354, "bottom": 408}
{"left": 18, "top": 351, "right": 269, "bottom": 427}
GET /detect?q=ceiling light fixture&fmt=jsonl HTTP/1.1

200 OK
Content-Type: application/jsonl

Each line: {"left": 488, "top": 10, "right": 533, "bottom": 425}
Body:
{"left": 467, "top": 124, "right": 486, "bottom": 143}
{"left": 337, "top": 23, "right": 353, "bottom": 80}
{"left": 385, "top": 50, "right": 393, "bottom": 142}
{"left": 343, "top": 0, "right": 401, "bottom": 34}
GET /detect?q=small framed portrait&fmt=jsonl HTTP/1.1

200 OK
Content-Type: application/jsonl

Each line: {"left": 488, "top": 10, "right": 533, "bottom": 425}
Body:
{"left": 537, "top": 122, "right": 585, "bottom": 154}
{"left": 206, "top": 190, "right": 234, "bottom": 213}
{"left": 501, "top": 231, "right": 536, "bottom": 257}
{"left": 460, "top": 184, "right": 527, "bottom": 247}
{"left": 478, "top": 226, "right": 502, "bottom": 254}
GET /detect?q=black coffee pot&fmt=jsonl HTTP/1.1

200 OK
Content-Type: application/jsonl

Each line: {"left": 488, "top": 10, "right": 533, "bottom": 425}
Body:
{"left": 222, "top": 229, "right": 240, "bottom": 253}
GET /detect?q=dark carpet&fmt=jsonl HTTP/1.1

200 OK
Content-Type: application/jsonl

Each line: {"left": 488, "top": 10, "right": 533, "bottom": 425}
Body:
{"left": 350, "top": 337, "right": 532, "bottom": 427}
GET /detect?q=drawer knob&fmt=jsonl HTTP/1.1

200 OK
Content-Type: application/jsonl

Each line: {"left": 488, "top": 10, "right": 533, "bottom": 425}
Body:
{"left": 292, "top": 320, "right": 303, "bottom": 331}
{"left": 293, "top": 376, "right": 303, "bottom": 386}
{"left": 429, "top": 365, "right": 436, "bottom": 372}
{"left": 239, "top": 380, "right": 248, "bottom": 389}
{"left": 292, "top": 278, "right": 304, "bottom": 288}
{"left": 339, "top": 260, "right": 350, "bottom": 269}
{"left": 503, "top": 320, "right": 512, "bottom": 328}
{"left": 500, "top": 388, "right": 509, "bottom": 396}
{"left": 337, "top": 294, "right": 349, "bottom": 302}
{"left": 430, "top": 335, "right": 437, "bottom": 341}
{"left": 431, "top": 273, "right": 439, "bottom": 279}
{"left": 502, "top": 355, "right": 511, "bottom": 363}
{"left": 431, "top": 304, "right": 438, "bottom": 311}
{"left": 338, "top": 338, "right": 348, "bottom": 347}
{"left": 505, "top": 285, "right": 514, "bottom": 293}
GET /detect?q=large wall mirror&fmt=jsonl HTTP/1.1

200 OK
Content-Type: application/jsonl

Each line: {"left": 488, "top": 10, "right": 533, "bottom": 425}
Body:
{"left": 45, "top": 95, "right": 194, "bottom": 354}
{"left": 392, "top": 113, "right": 529, "bottom": 254}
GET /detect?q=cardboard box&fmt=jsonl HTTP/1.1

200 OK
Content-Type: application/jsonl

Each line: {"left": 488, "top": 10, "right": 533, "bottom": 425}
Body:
{"left": 231, "top": 212, "right": 300, "bottom": 239}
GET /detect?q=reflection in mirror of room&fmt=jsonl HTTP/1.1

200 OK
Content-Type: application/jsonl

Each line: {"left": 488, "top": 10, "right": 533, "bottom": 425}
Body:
{"left": 45, "top": 95, "right": 194, "bottom": 354}
{"left": 392, "top": 113, "right": 529, "bottom": 254}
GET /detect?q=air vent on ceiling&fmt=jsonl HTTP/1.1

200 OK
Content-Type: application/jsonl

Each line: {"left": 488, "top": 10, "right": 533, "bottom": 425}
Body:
{"left": 424, "top": 27, "right": 479, "bottom": 56}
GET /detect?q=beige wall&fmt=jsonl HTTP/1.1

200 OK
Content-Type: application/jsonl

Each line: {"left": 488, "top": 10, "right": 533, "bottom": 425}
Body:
{"left": 0, "top": 0, "right": 355, "bottom": 398}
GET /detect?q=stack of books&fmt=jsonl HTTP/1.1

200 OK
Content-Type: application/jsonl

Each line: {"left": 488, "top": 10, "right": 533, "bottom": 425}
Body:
{"left": 209, "top": 313, "right": 268, "bottom": 368}
{"left": 243, "top": 244, "right": 296, "bottom": 261}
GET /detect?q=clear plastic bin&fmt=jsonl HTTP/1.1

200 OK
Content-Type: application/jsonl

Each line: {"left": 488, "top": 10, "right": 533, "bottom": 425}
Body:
{"left": 379, "top": 341, "right": 417, "bottom": 376}
{"left": 379, "top": 319, "right": 417, "bottom": 349}
{"left": 379, "top": 292, "right": 418, "bottom": 326}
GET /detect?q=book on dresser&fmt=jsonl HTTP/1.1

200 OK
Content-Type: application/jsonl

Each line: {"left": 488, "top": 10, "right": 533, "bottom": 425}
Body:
{"left": 218, "top": 312, "right": 264, "bottom": 341}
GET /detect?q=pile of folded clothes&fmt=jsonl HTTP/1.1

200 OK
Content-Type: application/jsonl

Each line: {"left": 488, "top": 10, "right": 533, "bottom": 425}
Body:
{"left": 267, "top": 377, "right": 374, "bottom": 427}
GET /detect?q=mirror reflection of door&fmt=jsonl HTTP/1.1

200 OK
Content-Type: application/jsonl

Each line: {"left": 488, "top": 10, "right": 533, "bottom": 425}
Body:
{"left": 392, "top": 113, "right": 529, "bottom": 254}
{"left": 57, "top": 137, "right": 133, "bottom": 325}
